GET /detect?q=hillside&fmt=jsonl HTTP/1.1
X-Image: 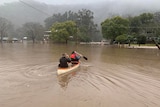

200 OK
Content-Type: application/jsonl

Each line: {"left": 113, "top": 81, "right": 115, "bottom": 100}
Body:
{"left": 0, "top": 0, "right": 160, "bottom": 28}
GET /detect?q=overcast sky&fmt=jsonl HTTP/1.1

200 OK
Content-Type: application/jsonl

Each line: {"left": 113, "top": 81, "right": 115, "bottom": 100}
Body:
{"left": 0, "top": 0, "right": 160, "bottom": 6}
{"left": 0, "top": 0, "right": 107, "bottom": 5}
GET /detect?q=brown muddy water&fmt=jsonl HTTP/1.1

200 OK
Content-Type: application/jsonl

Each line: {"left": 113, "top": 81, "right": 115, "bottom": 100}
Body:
{"left": 0, "top": 43, "right": 160, "bottom": 107}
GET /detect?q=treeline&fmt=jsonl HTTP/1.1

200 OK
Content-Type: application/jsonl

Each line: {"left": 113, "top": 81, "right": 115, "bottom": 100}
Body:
{"left": 1, "top": 8, "right": 160, "bottom": 44}
{"left": 0, "top": 9, "right": 100, "bottom": 44}
{"left": 101, "top": 12, "right": 160, "bottom": 45}
{"left": 45, "top": 9, "right": 100, "bottom": 43}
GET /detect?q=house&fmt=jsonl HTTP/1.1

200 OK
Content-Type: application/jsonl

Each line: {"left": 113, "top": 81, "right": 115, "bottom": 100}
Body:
{"left": 0, "top": 37, "right": 19, "bottom": 43}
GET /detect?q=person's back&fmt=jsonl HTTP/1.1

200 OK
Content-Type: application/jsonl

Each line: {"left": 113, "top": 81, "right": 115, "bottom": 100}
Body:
{"left": 59, "top": 53, "right": 71, "bottom": 68}
{"left": 70, "top": 51, "right": 81, "bottom": 64}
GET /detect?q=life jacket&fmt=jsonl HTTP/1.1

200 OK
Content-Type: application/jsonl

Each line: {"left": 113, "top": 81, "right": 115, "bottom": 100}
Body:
{"left": 70, "top": 53, "right": 76, "bottom": 59}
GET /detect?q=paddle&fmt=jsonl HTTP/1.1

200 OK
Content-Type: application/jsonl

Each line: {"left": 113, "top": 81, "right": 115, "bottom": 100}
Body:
{"left": 75, "top": 51, "right": 88, "bottom": 60}
{"left": 83, "top": 56, "right": 88, "bottom": 60}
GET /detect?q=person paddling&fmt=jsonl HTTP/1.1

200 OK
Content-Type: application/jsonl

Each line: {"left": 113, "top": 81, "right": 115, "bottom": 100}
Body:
{"left": 70, "top": 51, "right": 81, "bottom": 64}
{"left": 59, "top": 53, "right": 71, "bottom": 68}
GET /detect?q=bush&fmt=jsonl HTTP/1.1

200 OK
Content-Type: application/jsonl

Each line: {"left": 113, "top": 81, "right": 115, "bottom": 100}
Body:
{"left": 115, "top": 34, "right": 127, "bottom": 44}
{"left": 137, "top": 35, "right": 146, "bottom": 45}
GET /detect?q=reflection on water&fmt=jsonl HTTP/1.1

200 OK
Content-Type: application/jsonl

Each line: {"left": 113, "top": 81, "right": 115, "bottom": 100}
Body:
{"left": 0, "top": 43, "right": 160, "bottom": 107}
{"left": 57, "top": 71, "right": 77, "bottom": 90}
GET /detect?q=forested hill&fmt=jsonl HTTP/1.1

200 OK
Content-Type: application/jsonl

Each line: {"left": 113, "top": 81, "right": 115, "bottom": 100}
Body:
{"left": 0, "top": 0, "right": 160, "bottom": 28}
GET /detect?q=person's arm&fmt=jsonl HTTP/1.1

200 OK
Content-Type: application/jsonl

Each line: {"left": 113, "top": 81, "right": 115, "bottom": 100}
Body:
{"left": 75, "top": 51, "right": 88, "bottom": 60}
{"left": 75, "top": 55, "right": 81, "bottom": 60}
{"left": 75, "top": 51, "right": 82, "bottom": 57}
{"left": 67, "top": 58, "right": 71, "bottom": 63}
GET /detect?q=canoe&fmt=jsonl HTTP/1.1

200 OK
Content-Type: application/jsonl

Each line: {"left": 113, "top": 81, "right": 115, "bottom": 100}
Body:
{"left": 57, "top": 62, "right": 80, "bottom": 75}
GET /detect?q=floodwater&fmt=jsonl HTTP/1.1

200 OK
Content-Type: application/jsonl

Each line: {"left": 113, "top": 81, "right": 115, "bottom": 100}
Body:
{"left": 0, "top": 43, "right": 160, "bottom": 107}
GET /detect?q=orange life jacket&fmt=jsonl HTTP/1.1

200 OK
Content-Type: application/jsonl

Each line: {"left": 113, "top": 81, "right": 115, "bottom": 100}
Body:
{"left": 70, "top": 53, "right": 76, "bottom": 59}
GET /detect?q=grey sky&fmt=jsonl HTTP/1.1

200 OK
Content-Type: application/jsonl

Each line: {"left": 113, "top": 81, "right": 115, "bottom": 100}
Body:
{"left": 0, "top": 0, "right": 107, "bottom": 5}
{"left": 0, "top": 0, "right": 160, "bottom": 8}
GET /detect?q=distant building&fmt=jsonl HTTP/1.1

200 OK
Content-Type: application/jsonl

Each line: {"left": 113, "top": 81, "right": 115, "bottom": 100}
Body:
{"left": 23, "top": 37, "right": 27, "bottom": 40}
{"left": 43, "top": 31, "right": 51, "bottom": 43}
{"left": 0, "top": 37, "right": 19, "bottom": 43}
{"left": 2, "top": 37, "right": 8, "bottom": 41}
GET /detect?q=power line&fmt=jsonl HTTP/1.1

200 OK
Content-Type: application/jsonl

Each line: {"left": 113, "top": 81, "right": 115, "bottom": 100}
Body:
{"left": 19, "top": 0, "right": 50, "bottom": 16}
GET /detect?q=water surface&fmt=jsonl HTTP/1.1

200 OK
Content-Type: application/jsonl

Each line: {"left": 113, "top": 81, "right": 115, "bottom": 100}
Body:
{"left": 0, "top": 43, "right": 160, "bottom": 107}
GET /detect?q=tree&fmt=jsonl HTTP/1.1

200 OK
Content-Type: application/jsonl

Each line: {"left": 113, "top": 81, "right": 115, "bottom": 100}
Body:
{"left": 44, "top": 11, "right": 78, "bottom": 30}
{"left": 153, "top": 12, "right": 160, "bottom": 38}
{"left": 44, "top": 13, "right": 64, "bottom": 30}
{"left": 50, "top": 21, "right": 77, "bottom": 44}
{"left": 128, "top": 16, "right": 141, "bottom": 34}
{"left": 44, "top": 9, "right": 99, "bottom": 42}
{"left": 139, "top": 13, "right": 153, "bottom": 24}
{"left": 101, "top": 16, "right": 129, "bottom": 44}
{"left": 129, "top": 13, "right": 154, "bottom": 35}
{"left": 115, "top": 34, "right": 127, "bottom": 44}
{"left": 137, "top": 35, "right": 146, "bottom": 46}
{"left": 127, "top": 35, "right": 135, "bottom": 46}
{"left": 77, "top": 9, "right": 98, "bottom": 42}
{"left": 0, "top": 17, "right": 11, "bottom": 43}
{"left": 22, "top": 22, "right": 44, "bottom": 43}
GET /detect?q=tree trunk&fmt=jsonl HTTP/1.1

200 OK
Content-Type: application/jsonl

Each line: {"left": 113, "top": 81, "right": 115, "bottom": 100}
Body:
{"left": 65, "top": 39, "right": 68, "bottom": 44}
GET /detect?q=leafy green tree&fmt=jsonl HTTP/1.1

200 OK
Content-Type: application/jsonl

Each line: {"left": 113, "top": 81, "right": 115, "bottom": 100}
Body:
{"left": 139, "top": 13, "right": 153, "bottom": 24}
{"left": 128, "top": 16, "right": 141, "bottom": 34}
{"left": 137, "top": 35, "right": 146, "bottom": 46}
{"left": 158, "top": 36, "right": 160, "bottom": 44}
{"left": 101, "top": 16, "right": 129, "bottom": 44}
{"left": 127, "top": 35, "right": 135, "bottom": 46}
{"left": 44, "top": 9, "right": 98, "bottom": 42}
{"left": 50, "top": 21, "right": 77, "bottom": 44}
{"left": 115, "top": 34, "right": 127, "bottom": 44}
{"left": 77, "top": 9, "right": 98, "bottom": 42}
{"left": 128, "top": 13, "right": 154, "bottom": 36}
{"left": 153, "top": 12, "right": 160, "bottom": 38}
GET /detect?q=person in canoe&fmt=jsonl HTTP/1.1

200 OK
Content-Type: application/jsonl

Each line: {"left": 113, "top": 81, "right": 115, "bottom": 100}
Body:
{"left": 58, "top": 53, "right": 71, "bottom": 68}
{"left": 70, "top": 51, "right": 81, "bottom": 64}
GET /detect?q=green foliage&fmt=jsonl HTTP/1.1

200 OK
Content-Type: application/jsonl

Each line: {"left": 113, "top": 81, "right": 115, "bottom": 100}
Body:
{"left": 77, "top": 9, "right": 97, "bottom": 42}
{"left": 115, "top": 34, "right": 128, "bottom": 44}
{"left": 128, "top": 16, "right": 141, "bottom": 34}
{"left": 139, "top": 13, "right": 153, "bottom": 24}
{"left": 50, "top": 21, "right": 77, "bottom": 44}
{"left": 45, "top": 9, "right": 98, "bottom": 43}
{"left": 137, "top": 35, "right": 146, "bottom": 45}
{"left": 44, "top": 11, "right": 78, "bottom": 30}
{"left": 101, "top": 12, "right": 157, "bottom": 45}
{"left": 101, "top": 16, "right": 129, "bottom": 43}
{"left": 158, "top": 37, "right": 160, "bottom": 44}
{"left": 153, "top": 12, "right": 160, "bottom": 37}
{"left": 78, "top": 32, "right": 91, "bottom": 42}
{"left": 129, "top": 13, "right": 154, "bottom": 35}
{"left": 127, "top": 35, "right": 135, "bottom": 43}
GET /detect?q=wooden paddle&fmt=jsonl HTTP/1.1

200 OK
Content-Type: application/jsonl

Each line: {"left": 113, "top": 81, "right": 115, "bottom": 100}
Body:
{"left": 75, "top": 51, "right": 88, "bottom": 60}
